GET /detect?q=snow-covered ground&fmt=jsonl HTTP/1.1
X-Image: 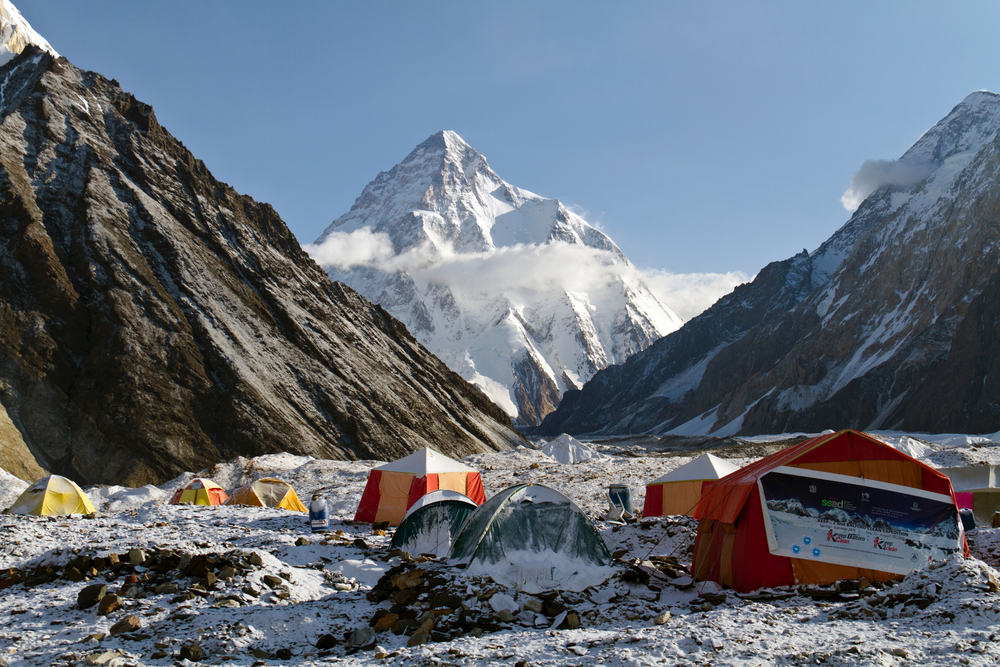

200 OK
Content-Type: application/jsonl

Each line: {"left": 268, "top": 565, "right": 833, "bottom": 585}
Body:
{"left": 2, "top": 431, "right": 1000, "bottom": 666}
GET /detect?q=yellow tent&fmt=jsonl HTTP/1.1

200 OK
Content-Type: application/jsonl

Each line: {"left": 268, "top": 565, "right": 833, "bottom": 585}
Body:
{"left": 5, "top": 475, "right": 96, "bottom": 516}
{"left": 224, "top": 478, "right": 307, "bottom": 511}
{"left": 168, "top": 478, "right": 228, "bottom": 506}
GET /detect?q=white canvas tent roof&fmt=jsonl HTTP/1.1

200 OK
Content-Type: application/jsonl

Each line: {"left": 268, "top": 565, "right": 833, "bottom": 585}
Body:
{"left": 401, "top": 489, "right": 477, "bottom": 522}
{"left": 650, "top": 453, "right": 739, "bottom": 485}
{"left": 941, "top": 465, "right": 999, "bottom": 492}
{"left": 374, "top": 447, "right": 475, "bottom": 474}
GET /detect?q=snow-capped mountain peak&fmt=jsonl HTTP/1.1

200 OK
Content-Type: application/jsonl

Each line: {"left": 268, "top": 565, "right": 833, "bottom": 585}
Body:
{"left": 311, "top": 131, "right": 683, "bottom": 425}
{"left": 0, "top": 0, "right": 57, "bottom": 68}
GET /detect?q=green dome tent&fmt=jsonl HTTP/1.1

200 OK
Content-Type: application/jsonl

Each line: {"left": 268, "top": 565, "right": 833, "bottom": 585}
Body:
{"left": 390, "top": 490, "right": 478, "bottom": 557}
{"left": 450, "top": 484, "right": 613, "bottom": 592}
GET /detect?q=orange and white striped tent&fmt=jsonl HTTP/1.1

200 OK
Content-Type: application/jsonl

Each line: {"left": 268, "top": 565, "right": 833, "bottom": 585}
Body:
{"left": 354, "top": 448, "right": 485, "bottom": 525}
{"left": 642, "top": 454, "right": 740, "bottom": 517}
{"left": 168, "top": 478, "right": 228, "bottom": 506}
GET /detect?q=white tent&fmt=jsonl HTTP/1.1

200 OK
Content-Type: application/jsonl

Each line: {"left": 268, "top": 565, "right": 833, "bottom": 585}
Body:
{"left": 941, "top": 465, "right": 1000, "bottom": 526}
{"left": 643, "top": 453, "right": 740, "bottom": 517}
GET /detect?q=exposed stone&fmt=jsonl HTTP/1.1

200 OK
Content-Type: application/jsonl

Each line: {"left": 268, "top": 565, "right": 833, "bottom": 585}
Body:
{"left": 108, "top": 615, "right": 141, "bottom": 636}
{"left": 262, "top": 574, "right": 284, "bottom": 589}
{"left": 97, "top": 594, "right": 123, "bottom": 616}
{"left": 654, "top": 611, "right": 672, "bottom": 625}
{"left": 407, "top": 629, "right": 430, "bottom": 647}
{"left": 77, "top": 584, "right": 107, "bottom": 610}
{"left": 179, "top": 644, "right": 203, "bottom": 661}
{"left": 346, "top": 626, "right": 375, "bottom": 649}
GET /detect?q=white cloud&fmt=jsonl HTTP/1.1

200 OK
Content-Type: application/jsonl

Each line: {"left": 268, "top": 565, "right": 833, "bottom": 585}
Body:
{"left": 306, "top": 229, "right": 747, "bottom": 323}
{"left": 640, "top": 269, "right": 751, "bottom": 321}
{"left": 840, "top": 158, "right": 936, "bottom": 212}
{"left": 307, "top": 231, "right": 628, "bottom": 294}
{"left": 302, "top": 228, "right": 395, "bottom": 269}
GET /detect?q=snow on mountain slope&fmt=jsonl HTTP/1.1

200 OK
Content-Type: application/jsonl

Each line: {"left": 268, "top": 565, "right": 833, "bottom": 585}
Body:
{"left": 0, "top": 0, "right": 56, "bottom": 67}
{"left": 541, "top": 90, "right": 1000, "bottom": 438}
{"left": 310, "top": 131, "right": 683, "bottom": 425}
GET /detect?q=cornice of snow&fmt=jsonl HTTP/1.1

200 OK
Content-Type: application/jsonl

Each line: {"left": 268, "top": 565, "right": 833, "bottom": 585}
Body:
{"left": 0, "top": 0, "right": 57, "bottom": 68}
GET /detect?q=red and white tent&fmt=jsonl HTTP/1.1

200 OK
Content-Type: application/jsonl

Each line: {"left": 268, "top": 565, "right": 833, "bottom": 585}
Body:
{"left": 642, "top": 453, "right": 740, "bottom": 517}
{"left": 354, "top": 448, "right": 486, "bottom": 525}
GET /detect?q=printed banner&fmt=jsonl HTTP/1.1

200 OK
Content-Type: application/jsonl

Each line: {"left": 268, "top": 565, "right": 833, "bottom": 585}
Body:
{"left": 758, "top": 466, "right": 962, "bottom": 575}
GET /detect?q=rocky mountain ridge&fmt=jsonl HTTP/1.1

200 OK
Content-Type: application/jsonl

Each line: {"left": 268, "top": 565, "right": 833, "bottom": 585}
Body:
{"left": 0, "top": 46, "right": 521, "bottom": 486}
{"left": 541, "top": 91, "right": 1000, "bottom": 437}
{"left": 313, "top": 131, "right": 683, "bottom": 426}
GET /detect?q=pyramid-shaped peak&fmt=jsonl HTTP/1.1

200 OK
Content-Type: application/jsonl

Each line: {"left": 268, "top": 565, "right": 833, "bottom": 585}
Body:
{"left": 410, "top": 130, "right": 486, "bottom": 166}
{"left": 0, "top": 0, "right": 58, "bottom": 67}
{"left": 961, "top": 90, "right": 1000, "bottom": 106}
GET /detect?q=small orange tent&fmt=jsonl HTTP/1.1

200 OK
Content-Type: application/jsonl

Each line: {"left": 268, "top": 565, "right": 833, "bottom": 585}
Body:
{"left": 354, "top": 448, "right": 485, "bottom": 525}
{"left": 692, "top": 429, "right": 966, "bottom": 592}
{"left": 643, "top": 453, "right": 740, "bottom": 517}
{"left": 168, "top": 478, "right": 228, "bottom": 506}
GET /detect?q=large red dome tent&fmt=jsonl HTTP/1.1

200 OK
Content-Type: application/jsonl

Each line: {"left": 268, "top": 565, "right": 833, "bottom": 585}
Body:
{"left": 691, "top": 429, "right": 966, "bottom": 593}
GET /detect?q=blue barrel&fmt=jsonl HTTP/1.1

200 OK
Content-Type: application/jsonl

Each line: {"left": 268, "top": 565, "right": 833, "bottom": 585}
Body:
{"left": 608, "top": 484, "right": 633, "bottom": 515}
{"left": 309, "top": 496, "right": 330, "bottom": 533}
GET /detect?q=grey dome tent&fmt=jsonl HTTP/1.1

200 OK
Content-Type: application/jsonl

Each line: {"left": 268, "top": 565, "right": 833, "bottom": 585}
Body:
{"left": 389, "top": 490, "right": 478, "bottom": 557}
{"left": 450, "top": 484, "right": 613, "bottom": 592}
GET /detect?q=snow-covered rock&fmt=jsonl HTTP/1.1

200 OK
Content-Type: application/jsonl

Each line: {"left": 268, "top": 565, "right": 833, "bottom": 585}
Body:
{"left": 310, "top": 131, "right": 682, "bottom": 425}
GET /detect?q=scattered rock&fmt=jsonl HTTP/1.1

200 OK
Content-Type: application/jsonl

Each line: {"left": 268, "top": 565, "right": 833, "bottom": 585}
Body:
{"left": 179, "top": 644, "right": 203, "bottom": 661}
{"left": 346, "top": 626, "right": 376, "bottom": 649}
{"left": 97, "top": 594, "right": 122, "bottom": 616}
{"left": 108, "top": 615, "right": 141, "bottom": 636}
{"left": 78, "top": 584, "right": 107, "bottom": 609}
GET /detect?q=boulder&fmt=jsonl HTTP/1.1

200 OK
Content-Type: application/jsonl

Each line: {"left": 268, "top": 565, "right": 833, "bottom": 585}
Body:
{"left": 77, "top": 584, "right": 107, "bottom": 610}
{"left": 109, "top": 615, "right": 141, "bottom": 636}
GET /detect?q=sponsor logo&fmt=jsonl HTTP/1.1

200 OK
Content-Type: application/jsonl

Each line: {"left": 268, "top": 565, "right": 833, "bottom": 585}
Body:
{"left": 861, "top": 492, "right": 870, "bottom": 501}
{"left": 809, "top": 485, "right": 817, "bottom": 494}
{"left": 827, "top": 529, "right": 849, "bottom": 544}
{"left": 821, "top": 498, "right": 845, "bottom": 509}
{"left": 911, "top": 502, "right": 920, "bottom": 510}
{"left": 826, "top": 529, "right": 863, "bottom": 543}
{"left": 873, "top": 537, "right": 898, "bottom": 552}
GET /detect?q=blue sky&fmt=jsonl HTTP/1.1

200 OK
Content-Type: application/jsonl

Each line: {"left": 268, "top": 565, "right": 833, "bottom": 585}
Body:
{"left": 19, "top": 1, "right": 1000, "bottom": 281}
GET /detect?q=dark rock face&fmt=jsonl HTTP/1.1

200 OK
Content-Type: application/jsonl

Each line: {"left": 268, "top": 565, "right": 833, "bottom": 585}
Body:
{"left": 0, "top": 48, "right": 520, "bottom": 486}
{"left": 541, "top": 92, "right": 1000, "bottom": 437}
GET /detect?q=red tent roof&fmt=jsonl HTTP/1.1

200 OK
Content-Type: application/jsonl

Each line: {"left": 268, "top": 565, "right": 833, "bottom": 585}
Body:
{"left": 694, "top": 429, "right": 955, "bottom": 524}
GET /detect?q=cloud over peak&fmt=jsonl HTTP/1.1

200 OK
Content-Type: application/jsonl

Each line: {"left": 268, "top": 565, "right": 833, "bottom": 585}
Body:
{"left": 841, "top": 158, "right": 936, "bottom": 212}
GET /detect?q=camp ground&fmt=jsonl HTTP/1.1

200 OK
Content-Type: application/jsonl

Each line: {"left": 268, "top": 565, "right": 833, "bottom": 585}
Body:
{"left": 354, "top": 447, "right": 485, "bottom": 525}
{"left": 3, "top": 430, "right": 1000, "bottom": 666}
{"left": 642, "top": 452, "right": 740, "bottom": 517}
{"left": 168, "top": 478, "right": 229, "bottom": 506}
